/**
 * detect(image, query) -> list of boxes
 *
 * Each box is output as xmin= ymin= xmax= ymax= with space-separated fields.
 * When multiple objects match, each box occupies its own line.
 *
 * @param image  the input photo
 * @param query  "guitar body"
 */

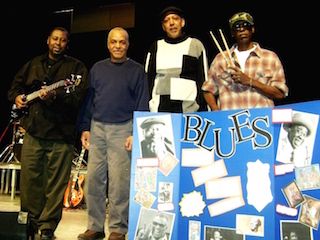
xmin=64 ymin=173 xmax=85 ymax=208
xmin=63 ymin=147 xmax=86 ymax=208
xmin=70 ymin=174 xmax=85 ymax=207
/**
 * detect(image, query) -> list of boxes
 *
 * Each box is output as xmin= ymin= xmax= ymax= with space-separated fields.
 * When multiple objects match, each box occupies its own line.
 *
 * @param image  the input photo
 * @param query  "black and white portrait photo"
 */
xmin=280 ymin=220 xmax=313 ymax=240
xmin=276 ymin=111 xmax=319 ymax=167
xmin=135 ymin=207 xmax=175 ymax=240
xmin=137 ymin=115 xmax=175 ymax=160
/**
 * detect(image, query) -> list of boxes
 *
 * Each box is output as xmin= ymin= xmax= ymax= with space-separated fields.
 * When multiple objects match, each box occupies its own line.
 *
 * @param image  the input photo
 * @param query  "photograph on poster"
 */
xmin=298 ymin=195 xmax=320 ymax=230
xmin=137 ymin=115 xmax=179 ymax=176
xmin=295 ymin=164 xmax=320 ymax=190
xmin=276 ymin=110 xmax=319 ymax=167
xmin=158 ymin=152 xmax=179 ymax=176
xmin=137 ymin=115 xmax=176 ymax=160
xmin=134 ymin=189 xmax=156 ymax=208
xmin=158 ymin=182 xmax=173 ymax=203
xmin=188 ymin=220 xmax=201 ymax=240
xmin=280 ymin=220 xmax=313 ymax=240
xmin=282 ymin=181 xmax=304 ymax=208
xmin=204 ymin=225 xmax=244 ymax=240
xmin=134 ymin=166 xmax=157 ymax=192
xmin=134 ymin=207 xmax=175 ymax=240
xmin=236 ymin=214 xmax=264 ymax=237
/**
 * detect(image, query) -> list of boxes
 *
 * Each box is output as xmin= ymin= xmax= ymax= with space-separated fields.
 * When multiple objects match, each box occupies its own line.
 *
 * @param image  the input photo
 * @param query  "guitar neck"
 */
xmin=72 ymin=147 xmax=86 ymax=181
xmin=25 ymin=80 xmax=65 ymax=103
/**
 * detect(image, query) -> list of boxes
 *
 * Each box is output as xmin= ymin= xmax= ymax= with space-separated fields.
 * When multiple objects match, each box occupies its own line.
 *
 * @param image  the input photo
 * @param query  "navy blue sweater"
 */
xmin=79 ymin=58 xmax=149 ymax=131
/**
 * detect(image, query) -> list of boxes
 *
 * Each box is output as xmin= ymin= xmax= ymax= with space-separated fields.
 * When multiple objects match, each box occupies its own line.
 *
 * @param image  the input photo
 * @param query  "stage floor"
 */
xmin=0 ymin=194 xmax=116 ymax=240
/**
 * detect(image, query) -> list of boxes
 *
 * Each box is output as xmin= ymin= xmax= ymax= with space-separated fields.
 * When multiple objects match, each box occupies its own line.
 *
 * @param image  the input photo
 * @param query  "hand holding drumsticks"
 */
xmin=209 ymin=29 xmax=235 ymax=67
xmin=228 ymin=66 xmax=252 ymax=87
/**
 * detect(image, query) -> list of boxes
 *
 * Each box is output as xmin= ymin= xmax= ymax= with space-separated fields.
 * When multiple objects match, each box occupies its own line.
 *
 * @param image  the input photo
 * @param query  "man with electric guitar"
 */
xmin=7 ymin=26 xmax=88 ymax=240
xmin=10 ymin=75 xmax=82 ymax=121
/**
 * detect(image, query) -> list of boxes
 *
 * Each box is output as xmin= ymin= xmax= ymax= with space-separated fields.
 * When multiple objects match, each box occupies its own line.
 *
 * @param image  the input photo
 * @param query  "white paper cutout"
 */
xmin=246 ymin=160 xmax=273 ymax=212
xmin=179 ymin=191 xmax=206 ymax=217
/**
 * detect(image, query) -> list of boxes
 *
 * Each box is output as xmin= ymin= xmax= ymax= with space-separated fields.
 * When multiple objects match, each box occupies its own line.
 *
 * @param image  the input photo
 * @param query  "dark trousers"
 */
xmin=20 ymin=132 xmax=73 ymax=232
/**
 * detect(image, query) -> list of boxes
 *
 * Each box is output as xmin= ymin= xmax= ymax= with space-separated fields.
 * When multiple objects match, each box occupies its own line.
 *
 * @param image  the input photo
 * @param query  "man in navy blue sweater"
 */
xmin=78 ymin=27 xmax=149 ymax=240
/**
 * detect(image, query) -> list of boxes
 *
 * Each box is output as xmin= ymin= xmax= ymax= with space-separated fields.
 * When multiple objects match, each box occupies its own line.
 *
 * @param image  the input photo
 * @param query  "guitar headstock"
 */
xmin=65 ymin=74 xmax=82 ymax=93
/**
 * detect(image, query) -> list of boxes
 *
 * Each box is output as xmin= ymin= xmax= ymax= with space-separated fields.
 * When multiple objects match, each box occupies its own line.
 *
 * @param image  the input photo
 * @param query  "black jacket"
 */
xmin=8 ymin=53 xmax=88 ymax=143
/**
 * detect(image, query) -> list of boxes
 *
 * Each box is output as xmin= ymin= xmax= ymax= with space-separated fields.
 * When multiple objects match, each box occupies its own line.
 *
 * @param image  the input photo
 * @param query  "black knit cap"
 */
xmin=160 ymin=6 xmax=184 ymax=21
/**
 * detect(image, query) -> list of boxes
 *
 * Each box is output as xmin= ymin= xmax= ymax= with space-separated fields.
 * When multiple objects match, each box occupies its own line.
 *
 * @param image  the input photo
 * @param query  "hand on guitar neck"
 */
xmin=11 ymin=75 xmax=82 ymax=121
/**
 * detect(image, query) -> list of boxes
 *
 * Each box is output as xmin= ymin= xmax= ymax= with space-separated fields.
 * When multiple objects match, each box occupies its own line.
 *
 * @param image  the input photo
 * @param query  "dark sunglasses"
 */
xmin=233 ymin=22 xmax=252 ymax=31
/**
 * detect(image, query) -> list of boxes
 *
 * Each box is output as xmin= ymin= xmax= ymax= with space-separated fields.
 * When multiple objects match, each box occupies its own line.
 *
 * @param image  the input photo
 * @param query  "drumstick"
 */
xmin=209 ymin=31 xmax=232 ymax=66
xmin=219 ymin=29 xmax=234 ymax=67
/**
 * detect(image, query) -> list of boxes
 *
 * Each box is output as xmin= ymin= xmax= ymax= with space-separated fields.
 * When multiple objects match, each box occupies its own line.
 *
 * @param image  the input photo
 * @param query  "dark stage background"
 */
xmin=1 ymin=0 xmax=318 ymax=150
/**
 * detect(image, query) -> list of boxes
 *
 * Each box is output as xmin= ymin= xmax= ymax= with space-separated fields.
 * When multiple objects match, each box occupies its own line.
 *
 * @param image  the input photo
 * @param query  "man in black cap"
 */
xmin=140 ymin=117 xmax=174 ymax=159
xmin=202 ymin=11 xmax=288 ymax=110
xmin=159 ymin=6 xmax=184 ymax=22
xmin=145 ymin=5 xmax=209 ymax=113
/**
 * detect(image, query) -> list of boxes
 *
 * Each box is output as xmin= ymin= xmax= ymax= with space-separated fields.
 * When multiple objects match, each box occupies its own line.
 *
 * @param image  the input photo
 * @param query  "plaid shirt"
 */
xmin=202 ymin=43 xmax=288 ymax=110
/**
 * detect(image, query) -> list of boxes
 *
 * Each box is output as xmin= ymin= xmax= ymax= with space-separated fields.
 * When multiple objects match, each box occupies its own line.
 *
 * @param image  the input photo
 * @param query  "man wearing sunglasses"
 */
xmin=142 ymin=212 xmax=169 ymax=240
xmin=202 ymin=12 xmax=288 ymax=110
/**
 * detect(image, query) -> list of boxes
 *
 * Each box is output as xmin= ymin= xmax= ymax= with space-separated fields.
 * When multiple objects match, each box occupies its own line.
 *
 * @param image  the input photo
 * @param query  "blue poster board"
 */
xmin=128 ymin=100 xmax=320 ymax=240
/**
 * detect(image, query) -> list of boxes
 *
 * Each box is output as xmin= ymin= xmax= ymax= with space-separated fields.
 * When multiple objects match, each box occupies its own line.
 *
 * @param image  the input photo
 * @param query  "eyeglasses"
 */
xmin=153 ymin=221 xmax=166 ymax=228
xmin=233 ymin=22 xmax=252 ymax=31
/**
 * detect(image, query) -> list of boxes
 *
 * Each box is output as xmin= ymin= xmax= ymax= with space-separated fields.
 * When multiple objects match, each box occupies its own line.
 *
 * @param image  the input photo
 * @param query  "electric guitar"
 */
xmin=11 ymin=74 xmax=82 ymax=121
xmin=63 ymin=146 xmax=86 ymax=208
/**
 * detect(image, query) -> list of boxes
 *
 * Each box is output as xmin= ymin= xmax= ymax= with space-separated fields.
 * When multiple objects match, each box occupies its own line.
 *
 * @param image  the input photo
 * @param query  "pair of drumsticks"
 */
xmin=209 ymin=29 xmax=235 ymax=67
